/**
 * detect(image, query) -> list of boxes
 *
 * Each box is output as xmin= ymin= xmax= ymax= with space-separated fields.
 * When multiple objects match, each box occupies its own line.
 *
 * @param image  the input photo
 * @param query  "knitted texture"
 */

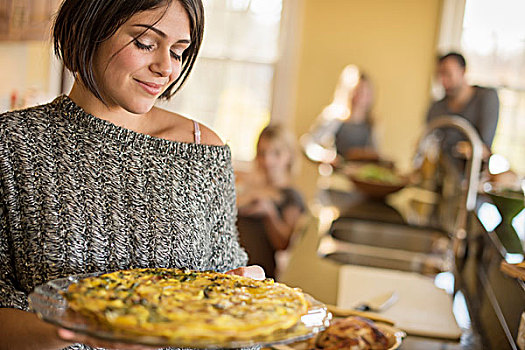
xmin=0 ymin=95 xmax=248 ymax=350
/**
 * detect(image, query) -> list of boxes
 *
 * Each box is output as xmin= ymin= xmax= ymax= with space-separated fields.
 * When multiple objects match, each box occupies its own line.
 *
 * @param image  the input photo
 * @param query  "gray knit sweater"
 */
xmin=0 ymin=95 xmax=248 ymax=349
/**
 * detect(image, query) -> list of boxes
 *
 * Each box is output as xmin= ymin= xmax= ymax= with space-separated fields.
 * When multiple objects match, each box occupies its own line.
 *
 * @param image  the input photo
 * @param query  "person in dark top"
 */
xmin=300 ymin=67 xmax=381 ymax=165
xmin=334 ymin=73 xmax=378 ymax=161
xmin=426 ymin=52 xmax=499 ymax=158
xmin=236 ymin=125 xmax=306 ymax=279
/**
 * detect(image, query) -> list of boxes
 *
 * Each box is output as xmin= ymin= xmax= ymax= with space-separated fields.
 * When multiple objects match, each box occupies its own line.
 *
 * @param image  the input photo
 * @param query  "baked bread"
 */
xmin=312 ymin=316 xmax=395 ymax=350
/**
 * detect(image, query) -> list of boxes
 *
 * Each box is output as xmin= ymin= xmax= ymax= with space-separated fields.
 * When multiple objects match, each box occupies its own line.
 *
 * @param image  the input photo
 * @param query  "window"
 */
xmin=157 ymin=0 xmax=284 ymax=161
xmin=460 ymin=0 xmax=525 ymax=175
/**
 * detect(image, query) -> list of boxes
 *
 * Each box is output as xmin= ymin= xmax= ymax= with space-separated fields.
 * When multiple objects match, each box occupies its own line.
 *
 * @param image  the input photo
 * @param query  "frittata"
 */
xmin=63 ymin=268 xmax=308 ymax=343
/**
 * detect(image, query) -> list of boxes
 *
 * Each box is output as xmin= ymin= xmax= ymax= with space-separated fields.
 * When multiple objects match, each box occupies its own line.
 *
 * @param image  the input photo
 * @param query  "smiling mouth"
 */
xmin=135 ymin=79 xmax=164 ymax=96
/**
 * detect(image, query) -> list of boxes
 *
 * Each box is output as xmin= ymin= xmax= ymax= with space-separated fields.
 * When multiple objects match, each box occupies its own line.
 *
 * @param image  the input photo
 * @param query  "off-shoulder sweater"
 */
xmin=0 ymin=95 xmax=248 ymax=349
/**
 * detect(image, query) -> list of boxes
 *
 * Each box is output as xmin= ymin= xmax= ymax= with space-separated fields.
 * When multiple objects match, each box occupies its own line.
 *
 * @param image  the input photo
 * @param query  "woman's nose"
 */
xmin=150 ymin=50 xmax=173 ymax=77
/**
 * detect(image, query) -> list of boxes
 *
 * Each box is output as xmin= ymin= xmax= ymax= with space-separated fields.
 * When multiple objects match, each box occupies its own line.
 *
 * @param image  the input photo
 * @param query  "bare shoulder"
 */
xmin=151 ymin=107 xmax=224 ymax=146
xmin=196 ymin=122 xmax=225 ymax=146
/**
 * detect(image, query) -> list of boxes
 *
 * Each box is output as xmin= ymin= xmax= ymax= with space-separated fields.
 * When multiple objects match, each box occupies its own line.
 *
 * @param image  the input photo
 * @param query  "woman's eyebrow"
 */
xmin=133 ymin=24 xmax=191 ymax=44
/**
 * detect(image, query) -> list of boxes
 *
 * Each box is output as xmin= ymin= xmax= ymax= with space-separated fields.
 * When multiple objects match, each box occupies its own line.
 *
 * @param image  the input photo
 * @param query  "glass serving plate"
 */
xmin=29 ymin=273 xmax=331 ymax=349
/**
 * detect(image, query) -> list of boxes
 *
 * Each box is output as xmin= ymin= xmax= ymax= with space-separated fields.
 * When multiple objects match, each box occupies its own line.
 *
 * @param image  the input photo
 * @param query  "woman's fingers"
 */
xmin=226 ymin=265 xmax=266 ymax=280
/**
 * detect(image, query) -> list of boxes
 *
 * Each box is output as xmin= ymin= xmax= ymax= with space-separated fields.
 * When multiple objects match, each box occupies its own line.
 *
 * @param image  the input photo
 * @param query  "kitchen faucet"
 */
xmin=420 ymin=115 xmax=484 ymax=212
xmin=417 ymin=115 xmax=484 ymax=267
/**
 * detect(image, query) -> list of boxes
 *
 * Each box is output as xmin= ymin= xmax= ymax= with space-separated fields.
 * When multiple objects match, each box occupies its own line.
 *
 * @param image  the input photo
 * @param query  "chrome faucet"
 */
xmin=420 ymin=115 xmax=484 ymax=212
xmin=417 ymin=115 xmax=484 ymax=268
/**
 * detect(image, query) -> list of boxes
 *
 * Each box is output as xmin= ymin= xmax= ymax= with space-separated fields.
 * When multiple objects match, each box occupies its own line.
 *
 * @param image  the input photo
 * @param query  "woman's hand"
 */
xmin=225 ymin=265 xmax=266 ymax=280
xmin=57 ymin=328 xmax=160 ymax=350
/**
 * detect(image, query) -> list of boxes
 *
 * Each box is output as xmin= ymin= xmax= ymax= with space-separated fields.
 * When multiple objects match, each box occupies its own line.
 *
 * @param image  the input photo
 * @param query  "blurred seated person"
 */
xmin=334 ymin=73 xmax=379 ymax=162
xmin=426 ymin=52 xmax=499 ymax=161
xmin=236 ymin=125 xmax=306 ymax=279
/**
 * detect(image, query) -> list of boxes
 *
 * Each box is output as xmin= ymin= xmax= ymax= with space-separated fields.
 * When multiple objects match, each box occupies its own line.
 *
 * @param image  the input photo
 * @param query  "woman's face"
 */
xmin=351 ymin=80 xmax=373 ymax=112
xmin=93 ymin=1 xmax=191 ymax=114
xmin=256 ymin=137 xmax=292 ymax=178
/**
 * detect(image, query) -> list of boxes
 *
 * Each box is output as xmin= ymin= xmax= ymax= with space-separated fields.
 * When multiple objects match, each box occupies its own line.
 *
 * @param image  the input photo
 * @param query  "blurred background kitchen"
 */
xmin=2 ymin=0 xmax=525 ymax=349
xmin=2 ymin=0 xmax=525 ymax=183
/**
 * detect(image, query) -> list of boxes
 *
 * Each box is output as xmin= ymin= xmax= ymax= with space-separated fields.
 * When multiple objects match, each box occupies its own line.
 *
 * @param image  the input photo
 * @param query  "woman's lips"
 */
xmin=135 ymin=79 xmax=164 ymax=96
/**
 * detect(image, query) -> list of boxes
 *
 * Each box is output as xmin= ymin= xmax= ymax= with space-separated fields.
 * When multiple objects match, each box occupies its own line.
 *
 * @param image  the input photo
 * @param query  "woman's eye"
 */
xmin=134 ymin=37 xmax=183 ymax=62
xmin=170 ymin=50 xmax=182 ymax=61
xmin=133 ymin=39 xmax=154 ymax=51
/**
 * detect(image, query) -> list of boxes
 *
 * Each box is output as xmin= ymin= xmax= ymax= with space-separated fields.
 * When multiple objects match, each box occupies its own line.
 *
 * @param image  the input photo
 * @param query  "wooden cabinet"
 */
xmin=0 ymin=0 xmax=60 ymax=41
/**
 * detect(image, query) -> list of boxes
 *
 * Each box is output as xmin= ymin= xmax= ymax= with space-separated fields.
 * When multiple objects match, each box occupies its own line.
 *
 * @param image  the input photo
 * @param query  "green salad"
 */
xmin=354 ymin=164 xmax=403 ymax=185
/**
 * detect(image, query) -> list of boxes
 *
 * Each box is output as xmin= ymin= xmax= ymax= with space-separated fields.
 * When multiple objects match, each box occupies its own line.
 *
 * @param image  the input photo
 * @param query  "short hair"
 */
xmin=439 ymin=52 xmax=467 ymax=69
xmin=257 ymin=124 xmax=300 ymax=176
xmin=53 ymin=0 xmax=204 ymax=103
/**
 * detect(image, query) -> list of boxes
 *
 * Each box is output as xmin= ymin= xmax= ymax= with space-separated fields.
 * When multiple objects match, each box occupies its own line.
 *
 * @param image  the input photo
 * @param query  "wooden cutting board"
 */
xmin=338 ymin=265 xmax=462 ymax=340
xmin=500 ymin=260 xmax=525 ymax=281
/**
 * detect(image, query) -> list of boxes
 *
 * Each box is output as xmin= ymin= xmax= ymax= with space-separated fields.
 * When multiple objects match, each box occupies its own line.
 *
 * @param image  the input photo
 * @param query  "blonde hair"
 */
xmin=257 ymin=124 xmax=300 ymax=176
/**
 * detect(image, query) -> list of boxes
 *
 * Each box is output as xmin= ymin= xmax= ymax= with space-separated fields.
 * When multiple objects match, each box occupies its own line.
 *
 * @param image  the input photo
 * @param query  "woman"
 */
xmin=0 ymin=1 xmax=262 ymax=349
xmin=301 ymin=67 xmax=378 ymax=165
xmin=334 ymin=73 xmax=378 ymax=161
xmin=236 ymin=125 xmax=305 ymax=279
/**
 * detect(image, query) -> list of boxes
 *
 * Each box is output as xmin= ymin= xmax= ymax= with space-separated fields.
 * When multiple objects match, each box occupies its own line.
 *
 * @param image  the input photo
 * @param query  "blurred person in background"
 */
xmin=334 ymin=73 xmax=378 ymax=162
xmin=426 ymin=52 xmax=499 ymax=160
xmin=301 ymin=67 xmax=380 ymax=167
xmin=236 ymin=125 xmax=306 ymax=279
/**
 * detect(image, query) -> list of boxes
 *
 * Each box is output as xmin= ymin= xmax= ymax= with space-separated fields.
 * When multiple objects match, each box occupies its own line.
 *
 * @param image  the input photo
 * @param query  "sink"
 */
xmin=318 ymin=218 xmax=452 ymax=275
xmin=330 ymin=218 xmax=450 ymax=254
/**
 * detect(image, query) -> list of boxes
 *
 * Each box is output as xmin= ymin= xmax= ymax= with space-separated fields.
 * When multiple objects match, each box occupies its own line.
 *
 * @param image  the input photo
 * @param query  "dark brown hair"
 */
xmin=53 ymin=0 xmax=204 ymax=102
xmin=439 ymin=52 xmax=467 ymax=69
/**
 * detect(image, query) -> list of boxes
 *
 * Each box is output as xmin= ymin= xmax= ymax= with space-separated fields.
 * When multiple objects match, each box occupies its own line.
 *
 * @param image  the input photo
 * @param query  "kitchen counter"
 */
xmin=279 ymin=176 xmax=524 ymax=349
